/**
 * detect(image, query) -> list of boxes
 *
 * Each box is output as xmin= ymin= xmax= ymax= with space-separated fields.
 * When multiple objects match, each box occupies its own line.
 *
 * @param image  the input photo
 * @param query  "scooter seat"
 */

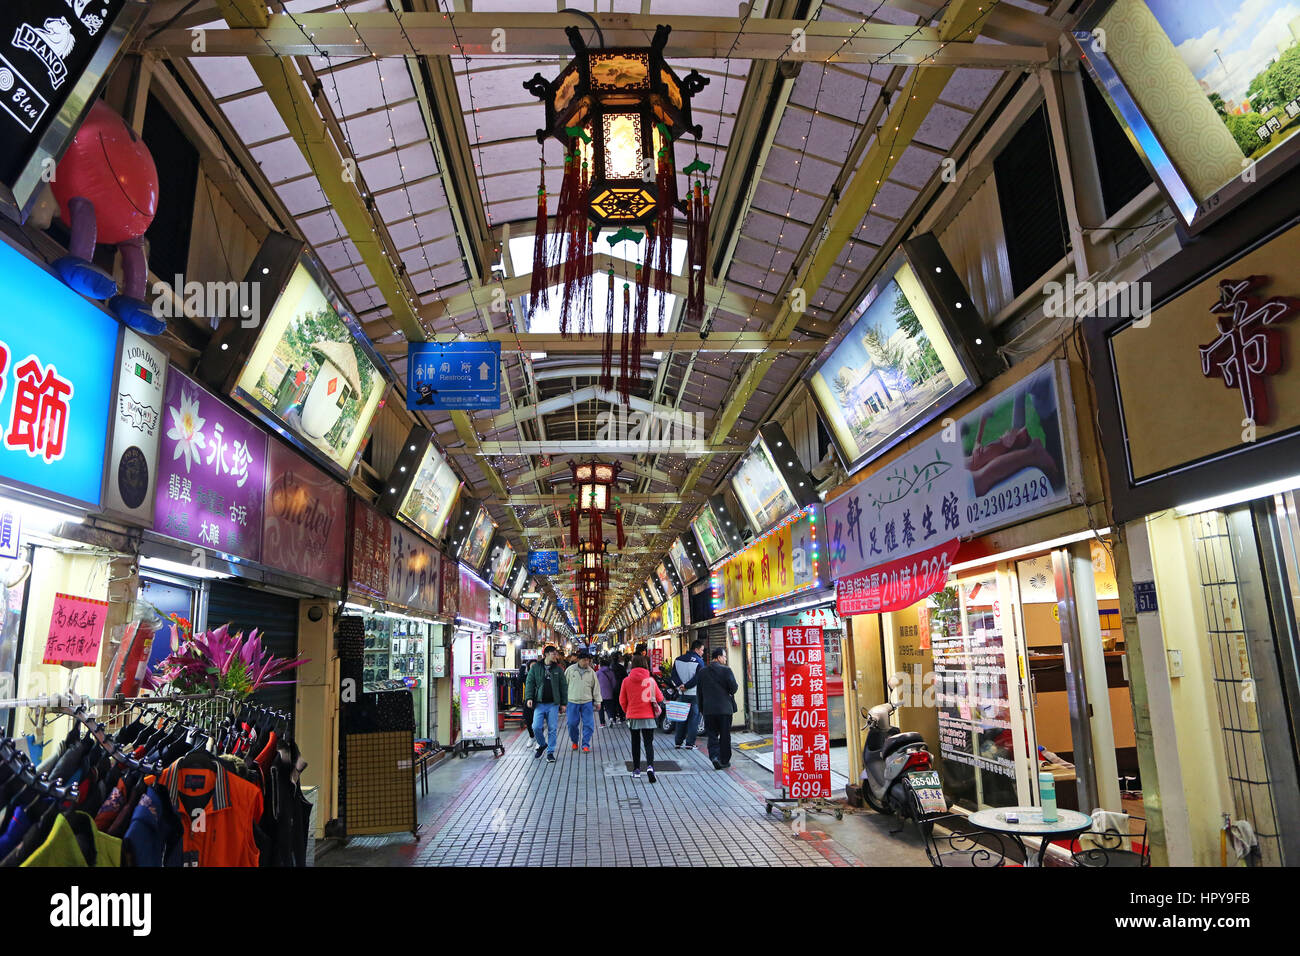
xmin=881 ymin=732 xmax=925 ymax=760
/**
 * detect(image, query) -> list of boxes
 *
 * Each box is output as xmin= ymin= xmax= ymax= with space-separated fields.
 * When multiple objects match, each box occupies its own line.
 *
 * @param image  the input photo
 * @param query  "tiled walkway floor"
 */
xmin=409 ymin=722 xmax=859 ymax=867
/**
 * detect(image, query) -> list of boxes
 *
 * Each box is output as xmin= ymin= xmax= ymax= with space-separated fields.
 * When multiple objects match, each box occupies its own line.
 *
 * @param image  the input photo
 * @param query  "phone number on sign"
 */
xmin=966 ymin=476 xmax=1052 ymax=525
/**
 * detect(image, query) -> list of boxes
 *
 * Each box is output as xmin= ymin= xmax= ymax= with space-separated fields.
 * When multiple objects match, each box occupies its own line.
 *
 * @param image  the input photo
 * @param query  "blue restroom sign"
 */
xmin=406 ymin=342 xmax=501 ymax=410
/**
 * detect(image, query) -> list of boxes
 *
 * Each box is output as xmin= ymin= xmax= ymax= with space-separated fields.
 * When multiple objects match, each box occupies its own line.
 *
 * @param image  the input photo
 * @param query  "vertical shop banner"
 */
xmin=715 ymin=507 xmax=819 ymax=614
xmin=650 ymin=647 xmax=664 ymax=671
xmin=459 ymin=673 xmax=498 ymax=740
xmin=458 ymin=564 xmax=490 ymax=627
xmin=388 ymin=519 xmax=440 ymax=614
xmin=826 ymin=362 xmax=1076 ymax=582
xmin=471 ymin=631 xmax=488 ymax=674
xmin=103 ymin=329 xmax=167 ymax=523
xmin=0 ymin=239 xmax=117 ymax=506
xmin=439 ymin=553 xmax=460 ymax=619
xmin=263 ymin=440 xmax=345 ymax=586
xmin=349 ymin=497 xmax=389 ymax=599
xmin=774 ymin=626 xmax=831 ymax=798
xmin=155 ymin=368 xmax=266 ymax=560
xmin=836 ymin=537 xmax=961 ymax=616
xmin=43 ymin=593 xmax=109 ymax=666
xmin=771 ymin=625 xmax=786 ymax=789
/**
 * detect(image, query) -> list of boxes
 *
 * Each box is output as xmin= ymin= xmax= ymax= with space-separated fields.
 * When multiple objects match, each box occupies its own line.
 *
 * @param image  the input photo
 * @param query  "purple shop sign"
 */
xmin=154 ymin=368 xmax=267 ymax=561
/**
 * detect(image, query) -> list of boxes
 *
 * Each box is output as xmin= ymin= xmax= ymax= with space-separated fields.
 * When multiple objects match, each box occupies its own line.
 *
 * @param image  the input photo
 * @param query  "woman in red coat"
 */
xmin=619 ymin=655 xmax=665 ymax=782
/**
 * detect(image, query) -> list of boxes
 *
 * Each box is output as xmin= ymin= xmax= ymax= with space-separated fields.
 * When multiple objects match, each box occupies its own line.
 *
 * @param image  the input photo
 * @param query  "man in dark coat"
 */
xmin=682 ymin=647 xmax=739 ymax=769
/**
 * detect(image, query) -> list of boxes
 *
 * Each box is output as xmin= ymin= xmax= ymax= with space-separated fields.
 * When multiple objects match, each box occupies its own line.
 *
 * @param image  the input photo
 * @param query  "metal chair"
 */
xmin=917 ymin=813 xmax=1015 ymax=867
xmin=1071 ymin=816 xmax=1150 ymax=867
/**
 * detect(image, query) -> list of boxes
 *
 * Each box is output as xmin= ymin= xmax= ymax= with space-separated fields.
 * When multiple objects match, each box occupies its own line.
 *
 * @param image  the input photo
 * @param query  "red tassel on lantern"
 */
xmin=600 ymin=268 xmax=615 ymax=393
xmin=528 ymin=168 xmax=550 ymax=316
xmin=686 ymin=177 xmax=709 ymax=328
xmin=591 ymin=510 xmax=602 ymax=545
xmin=569 ymin=506 xmax=580 ymax=548
xmin=615 ymin=509 xmax=626 ymax=550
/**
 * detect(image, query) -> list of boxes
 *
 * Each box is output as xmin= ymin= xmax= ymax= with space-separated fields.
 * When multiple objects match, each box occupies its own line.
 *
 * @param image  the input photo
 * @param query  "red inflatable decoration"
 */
xmin=50 ymin=100 xmax=164 ymax=334
xmin=52 ymin=100 xmax=158 ymax=244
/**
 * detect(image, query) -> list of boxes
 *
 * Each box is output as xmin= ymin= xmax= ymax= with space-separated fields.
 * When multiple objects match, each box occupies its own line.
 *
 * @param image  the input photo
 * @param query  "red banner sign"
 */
xmin=44 ymin=593 xmax=109 ymax=666
xmin=835 ymin=537 xmax=961 ymax=616
xmin=773 ymin=625 xmax=831 ymax=799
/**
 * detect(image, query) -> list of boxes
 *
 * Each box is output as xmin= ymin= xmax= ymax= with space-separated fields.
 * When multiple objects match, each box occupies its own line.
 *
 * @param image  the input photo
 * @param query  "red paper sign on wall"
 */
xmin=835 ymin=538 xmax=961 ymax=616
xmin=44 ymin=593 xmax=110 ymax=665
xmin=773 ymin=625 xmax=831 ymax=799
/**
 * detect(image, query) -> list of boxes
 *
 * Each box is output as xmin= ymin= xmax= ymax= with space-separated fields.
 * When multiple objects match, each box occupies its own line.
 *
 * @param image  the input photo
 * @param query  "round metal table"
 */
xmin=967 ymin=807 xmax=1093 ymax=866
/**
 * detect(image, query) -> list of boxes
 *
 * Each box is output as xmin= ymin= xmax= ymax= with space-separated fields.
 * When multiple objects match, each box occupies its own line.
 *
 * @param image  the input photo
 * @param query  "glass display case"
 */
xmin=361 ymin=610 xmax=433 ymax=737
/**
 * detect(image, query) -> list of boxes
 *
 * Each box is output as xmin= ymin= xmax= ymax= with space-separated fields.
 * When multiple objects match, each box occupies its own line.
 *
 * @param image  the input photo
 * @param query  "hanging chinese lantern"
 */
xmin=524 ymin=24 xmax=711 ymax=401
xmin=567 ymin=460 xmax=624 ymax=549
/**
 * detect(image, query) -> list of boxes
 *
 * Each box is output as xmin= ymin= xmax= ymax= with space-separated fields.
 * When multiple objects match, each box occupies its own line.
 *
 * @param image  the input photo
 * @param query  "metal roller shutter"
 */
xmin=205 ymin=580 xmax=300 ymax=717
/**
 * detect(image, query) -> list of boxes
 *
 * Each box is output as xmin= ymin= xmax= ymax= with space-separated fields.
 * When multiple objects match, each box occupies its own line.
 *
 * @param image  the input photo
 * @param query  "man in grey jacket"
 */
xmin=671 ymin=640 xmax=707 ymax=749
xmin=564 ymin=651 xmax=602 ymax=752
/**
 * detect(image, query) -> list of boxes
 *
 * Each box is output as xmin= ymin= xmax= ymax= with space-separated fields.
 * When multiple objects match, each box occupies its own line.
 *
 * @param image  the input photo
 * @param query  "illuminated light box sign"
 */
xmin=690 ymin=502 xmax=732 ymax=568
xmin=730 ymin=434 xmax=800 ymax=535
xmin=458 ymin=505 xmax=496 ymax=572
xmin=1073 ymin=0 xmax=1300 ymax=233
xmin=229 ymin=252 xmax=388 ymax=480
xmin=668 ymin=535 xmax=699 ymax=585
xmin=655 ymin=561 xmax=675 ymax=597
xmin=0 ymin=2 xmax=145 ymax=224
xmin=396 ymin=438 xmax=461 ymax=543
xmin=808 ymin=250 xmax=981 ymax=477
xmin=825 ymin=361 xmax=1077 ymax=582
xmin=489 ymin=540 xmax=515 ymax=591
xmin=154 ymin=368 xmax=267 ymax=561
xmin=712 ymin=505 xmax=820 ymax=615
xmin=263 ymin=439 xmax=345 ymax=587
xmin=103 ymin=329 xmax=168 ymax=524
xmin=0 ymin=237 xmax=116 ymax=507
xmin=388 ymin=518 xmax=440 ymax=615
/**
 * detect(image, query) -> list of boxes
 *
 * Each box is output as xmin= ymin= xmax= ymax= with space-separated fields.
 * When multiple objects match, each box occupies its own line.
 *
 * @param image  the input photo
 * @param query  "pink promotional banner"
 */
xmin=263 ymin=439 xmax=346 ymax=587
xmin=774 ymin=625 xmax=831 ymax=799
xmin=155 ymin=368 xmax=266 ymax=560
xmin=44 ymin=593 xmax=109 ymax=665
xmin=836 ymin=537 xmax=961 ymax=617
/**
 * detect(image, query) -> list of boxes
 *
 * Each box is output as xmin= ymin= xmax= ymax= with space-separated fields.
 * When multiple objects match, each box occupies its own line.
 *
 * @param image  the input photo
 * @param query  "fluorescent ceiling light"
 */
xmin=140 ymin=555 xmax=233 ymax=580
xmin=530 ymin=352 xmax=547 ymax=359
xmin=1174 ymin=474 xmax=1300 ymax=517
xmin=947 ymin=528 xmax=1112 ymax=574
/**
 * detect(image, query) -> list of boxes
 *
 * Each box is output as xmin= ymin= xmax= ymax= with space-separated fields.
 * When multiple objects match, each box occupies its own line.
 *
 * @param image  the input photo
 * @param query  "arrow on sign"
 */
xmin=479 ymin=361 xmax=491 ymax=381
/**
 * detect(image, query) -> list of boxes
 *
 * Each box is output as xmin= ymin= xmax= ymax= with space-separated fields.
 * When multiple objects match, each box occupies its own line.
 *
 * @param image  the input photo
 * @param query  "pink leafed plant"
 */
xmin=144 ymin=622 xmax=309 ymax=698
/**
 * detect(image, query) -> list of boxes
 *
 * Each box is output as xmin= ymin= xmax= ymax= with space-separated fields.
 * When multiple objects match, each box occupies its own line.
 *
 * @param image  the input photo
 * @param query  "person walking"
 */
xmin=565 ymin=651 xmax=601 ymax=752
xmin=671 ymin=640 xmax=707 ymax=750
xmin=681 ymin=647 xmax=739 ymax=769
xmin=524 ymin=645 xmax=567 ymax=762
xmin=519 ymin=659 xmax=535 ymax=739
xmin=596 ymin=657 xmax=619 ymax=727
xmin=609 ymin=654 xmax=628 ymax=724
xmin=619 ymin=655 xmax=664 ymax=783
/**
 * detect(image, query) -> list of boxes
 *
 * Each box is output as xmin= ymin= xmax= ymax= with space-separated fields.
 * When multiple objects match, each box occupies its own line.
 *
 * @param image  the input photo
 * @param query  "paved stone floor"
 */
xmin=318 ymin=720 xmax=930 ymax=867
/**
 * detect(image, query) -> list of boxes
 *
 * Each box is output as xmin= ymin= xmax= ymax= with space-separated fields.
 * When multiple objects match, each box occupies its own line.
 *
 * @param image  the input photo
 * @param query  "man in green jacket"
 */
xmin=525 ymin=645 xmax=567 ymax=762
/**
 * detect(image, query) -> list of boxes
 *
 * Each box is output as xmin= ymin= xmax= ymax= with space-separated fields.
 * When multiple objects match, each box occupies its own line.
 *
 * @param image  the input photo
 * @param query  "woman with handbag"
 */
xmin=618 ymin=655 xmax=665 ymax=783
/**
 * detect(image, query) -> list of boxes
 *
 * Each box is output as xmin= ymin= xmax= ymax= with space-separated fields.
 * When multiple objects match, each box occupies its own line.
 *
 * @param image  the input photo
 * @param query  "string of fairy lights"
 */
xmin=233 ymin=1 xmax=1006 ymax=633
xmin=613 ymin=0 xmax=1003 ymax=627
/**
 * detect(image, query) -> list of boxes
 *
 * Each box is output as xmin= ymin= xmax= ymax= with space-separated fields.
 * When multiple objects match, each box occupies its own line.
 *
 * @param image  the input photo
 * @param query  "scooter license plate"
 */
xmin=906 ymin=769 xmax=947 ymax=815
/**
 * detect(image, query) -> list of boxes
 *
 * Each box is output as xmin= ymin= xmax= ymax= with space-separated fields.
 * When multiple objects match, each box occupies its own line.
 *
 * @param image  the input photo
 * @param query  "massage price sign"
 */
xmin=43 ymin=592 xmax=109 ymax=665
xmin=772 ymin=626 xmax=831 ymax=799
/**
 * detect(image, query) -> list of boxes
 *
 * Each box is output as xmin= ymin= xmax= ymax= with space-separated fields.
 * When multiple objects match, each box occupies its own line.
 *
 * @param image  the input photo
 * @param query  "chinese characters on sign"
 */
xmin=155 ymin=369 xmax=266 ymax=560
xmin=836 ymin=538 xmax=961 ymax=616
xmin=1198 ymin=276 xmax=1300 ymax=425
xmin=104 ymin=330 xmax=168 ymax=522
xmin=458 ymin=673 xmax=497 ymax=740
xmin=406 ymin=342 xmax=501 ymax=410
xmin=714 ymin=507 xmax=819 ymax=614
xmin=43 ymin=593 xmax=109 ymax=666
xmin=349 ymin=498 xmax=390 ymax=599
xmin=772 ymin=626 xmax=831 ymax=799
xmin=826 ymin=362 xmax=1072 ymax=583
